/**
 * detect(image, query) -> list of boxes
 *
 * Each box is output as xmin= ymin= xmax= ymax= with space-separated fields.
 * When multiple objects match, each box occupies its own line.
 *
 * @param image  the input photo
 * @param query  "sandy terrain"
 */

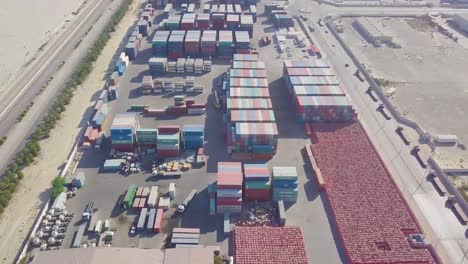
xmin=0 ymin=2 xmax=139 ymax=263
xmin=0 ymin=0 xmax=85 ymax=95
xmin=338 ymin=16 xmax=468 ymax=167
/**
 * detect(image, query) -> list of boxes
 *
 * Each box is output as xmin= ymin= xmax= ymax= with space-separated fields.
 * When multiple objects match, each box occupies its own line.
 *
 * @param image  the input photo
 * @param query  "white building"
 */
xmin=453 ymin=14 xmax=468 ymax=32
xmin=354 ymin=17 xmax=393 ymax=46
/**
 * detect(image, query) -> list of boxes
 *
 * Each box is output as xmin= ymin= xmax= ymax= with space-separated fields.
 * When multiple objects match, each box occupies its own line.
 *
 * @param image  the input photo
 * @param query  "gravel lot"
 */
xmin=338 ymin=16 xmax=468 ymax=167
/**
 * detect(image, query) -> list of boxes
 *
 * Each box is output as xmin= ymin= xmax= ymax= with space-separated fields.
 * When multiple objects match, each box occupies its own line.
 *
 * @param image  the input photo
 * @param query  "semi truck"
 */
xmin=177 ymin=189 xmax=198 ymax=214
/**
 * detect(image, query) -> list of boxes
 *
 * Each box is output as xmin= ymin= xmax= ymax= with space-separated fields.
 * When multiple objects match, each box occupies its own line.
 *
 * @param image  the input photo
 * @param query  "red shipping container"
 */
xmin=84 ymin=126 xmax=93 ymax=141
xmin=137 ymin=187 xmax=144 ymax=197
xmin=153 ymin=209 xmax=164 ymax=233
xmin=88 ymin=129 xmax=99 ymax=144
xmin=112 ymin=144 xmax=134 ymax=152
xmin=158 ymin=125 xmax=180 ymax=134
xmin=133 ymin=198 xmax=140 ymax=208
xmin=157 ymin=149 xmax=180 ymax=158
xmin=186 ymin=99 xmax=195 ymax=106
xmin=217 ymin=197 xmax=242 ymax=205
xmin=139 ymin=197 xmax=147 ymax=208
xmin=188 ymin=103 xmax=205 ymax=109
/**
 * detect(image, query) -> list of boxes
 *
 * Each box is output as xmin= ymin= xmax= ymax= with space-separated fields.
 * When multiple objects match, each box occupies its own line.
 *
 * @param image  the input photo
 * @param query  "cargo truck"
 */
xmin=82 ymin=201 xmax=94 ymax=220
xmin=176 ymin=189 xmax=198 ymax=214
xmin=87 ymin=211 xmax=100 ymax=233
xmin=72 ymin=224 xmax=86 ymax=248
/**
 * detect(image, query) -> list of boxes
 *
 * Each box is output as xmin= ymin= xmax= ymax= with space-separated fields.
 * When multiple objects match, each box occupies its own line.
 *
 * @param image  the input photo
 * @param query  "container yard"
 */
xmin=23 ymin=2 xmax=446 ymax=264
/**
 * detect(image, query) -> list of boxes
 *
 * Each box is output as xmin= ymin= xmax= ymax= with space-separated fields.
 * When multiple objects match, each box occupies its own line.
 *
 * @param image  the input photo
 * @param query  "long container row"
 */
xmin=151 ymin=30 xmax=251 ymax=58
xmin=224 ymin=57 xmax=278 ymax=158
xmin=244 ymin=164 xmax=270 ymax=201
xmin=217 ymin=162 xmax=243 ymax=214
xmin=161 ymin=13 xmax=255 ymax=35
xmin=283 ymin=59 xmax=357 ymax=122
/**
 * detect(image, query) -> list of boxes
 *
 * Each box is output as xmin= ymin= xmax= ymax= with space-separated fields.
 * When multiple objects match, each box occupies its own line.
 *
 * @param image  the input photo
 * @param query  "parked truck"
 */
xmin=177 ymin=189 xmax=198 ymax=214
xmin=82 ymin=201 xmax=94 ymax=220
xmin=87 ymin=211 xmax=100 ymax=233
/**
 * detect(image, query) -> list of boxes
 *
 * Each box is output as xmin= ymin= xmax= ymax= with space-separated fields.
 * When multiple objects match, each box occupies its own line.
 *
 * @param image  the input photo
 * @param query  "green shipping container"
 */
xmin=123 ymin=184 xmax=137 ymax=208
xmin=245 ymin=181 xmax=271 ymax=190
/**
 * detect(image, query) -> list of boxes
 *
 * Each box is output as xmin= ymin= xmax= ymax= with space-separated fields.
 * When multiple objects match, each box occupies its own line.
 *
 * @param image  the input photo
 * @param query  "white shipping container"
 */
xmin=169 ymin=183 xmax=176 ymax=199
xmin=159 ymin=197 xmax=171 ymax=210
xmin=217 ymin=189 xmax=242 ymax=198
xmin=435 ymin=134 xmax=457 ymax=144
xmin=188 ymin=108 xmax=206 ymax=115
xmin=147 ymin=186 xmax=159 ymax=208
xmin=94 ymin=220 xmax=103 ymax=234
xmin=147 ymin=209 xmax=156 ymax=230
xmin=137 ymin=208 xmax=148 ymax=230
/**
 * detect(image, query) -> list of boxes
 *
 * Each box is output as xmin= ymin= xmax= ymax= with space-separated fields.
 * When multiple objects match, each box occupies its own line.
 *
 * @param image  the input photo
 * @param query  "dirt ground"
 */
xmin=0 ymin=3 xmax=139 ymax=263
xmin=337 ymin=16 xmax=468 ymax=168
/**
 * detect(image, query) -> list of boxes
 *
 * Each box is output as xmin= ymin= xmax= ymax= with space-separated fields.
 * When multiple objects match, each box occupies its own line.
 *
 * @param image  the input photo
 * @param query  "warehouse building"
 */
xmin=453 ymin=14 xmax=468 ymax=33
xmin=353 ymin=17 xmax=393 ymax=46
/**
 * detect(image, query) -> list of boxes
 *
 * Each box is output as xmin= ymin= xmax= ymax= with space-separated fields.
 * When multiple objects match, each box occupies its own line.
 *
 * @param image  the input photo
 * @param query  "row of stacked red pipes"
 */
xmin=309 ymin=121 xmax=440 ymax=264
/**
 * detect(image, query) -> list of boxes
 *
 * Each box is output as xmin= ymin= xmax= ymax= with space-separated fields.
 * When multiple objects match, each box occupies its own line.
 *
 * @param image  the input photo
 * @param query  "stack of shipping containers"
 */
xmin=157 ymin=126 xmax=181 ymax=157
xmin=196 ymin=13 xmax=210 ymax=29
xmin=168 ymin=30 xmax=186 ymax=59
xmin=272 ymin=167 xmax=298 ymax=202
xmin=239 ymin=15 xmax=254 ymax=37
xmin=234 ymin=31 xmax=250 ymax=54
xmin=212 ymin=13 xmax=225 ymax=30
xmin=283 ymin=59 xmax=357 ymax=122
xmin=184 ymin=30 xmax=201 ymax=56
xmin=148 ymin=57 xmax=167 ymax=76
xmin=201 ymin=30 xmax=217 ymax=56
xmin=110 ymin=113 xmax=139 ymax=152
xmin=152 ymin=31 xmax=170 ymax=57
xmin=136 ymin=128 xmax=158 ymax=149
xmin=166 ymin=15 xmax=181 ymax=30
xmin=181 ymin=13 xmax=196 ymax=30
xmin=244 ymin=164 xmax=271 ymax=201
xmin=217 ymin=162 xmax=243 ymax=214
xmin=225 ymin=56 xmax=278 ymax=159
xmin=181 ymin=125 xmax=204 ymax=149
xmin=218 ymin=31 xmax=234 ymax=58
xmin=226 ymin=14 xmax=240 ymax=30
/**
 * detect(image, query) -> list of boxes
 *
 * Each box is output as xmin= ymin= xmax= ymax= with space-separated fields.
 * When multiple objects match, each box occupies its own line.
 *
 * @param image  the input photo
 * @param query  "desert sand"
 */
xmin=0 ymin=0 xmax=85 ymax=96
xmin=0 ymin=2 xmax=139 ymax=263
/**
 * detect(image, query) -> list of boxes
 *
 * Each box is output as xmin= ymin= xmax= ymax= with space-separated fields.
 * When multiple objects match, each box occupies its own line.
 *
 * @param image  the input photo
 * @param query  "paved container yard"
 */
xmin=59 ymin=4 xmax=346 ymax=264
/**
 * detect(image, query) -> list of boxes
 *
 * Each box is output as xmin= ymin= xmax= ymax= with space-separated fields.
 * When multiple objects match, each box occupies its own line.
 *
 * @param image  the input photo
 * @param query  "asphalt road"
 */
xmin=0 ymin=0 xmax=124 ymax=174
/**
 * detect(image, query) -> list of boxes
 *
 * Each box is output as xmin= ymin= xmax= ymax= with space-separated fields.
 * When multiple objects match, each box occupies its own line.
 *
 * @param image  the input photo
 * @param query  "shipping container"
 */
xmin=232 ymin=61 xmax=265 ymax=69
xmin=283 ymin=59 xmax=330 ymax=69
xmin=229 ymin=69 xmax=266 ymax=78
xmin=230 ymin=110 xmax=275 ymax=122
xmin=292 ymin=85 xmax=346 ymax=97
xmin=229 ymin=88 xmax=270 ymax=98
xmin=147 ymin=186 xmax=159 ymax=208
xmin=233 ymin=54 xmax=258 ymax=61
xmin=147 ymin=208 xmax=156 ymax=230
xmin=137 ymin=208 xmax=148 ymax=230
xmin=226 ymin=98 xmax=272 ymax=110
xmin=123 ymin=184 xmax=137 ymax=208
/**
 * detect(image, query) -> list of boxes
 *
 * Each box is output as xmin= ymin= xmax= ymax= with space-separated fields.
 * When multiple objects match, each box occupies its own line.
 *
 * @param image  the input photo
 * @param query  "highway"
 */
xmin=290 ymin=1 xmax=468 ymax=262
xmin=0 ymin=0 xmax=122 ymax=174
